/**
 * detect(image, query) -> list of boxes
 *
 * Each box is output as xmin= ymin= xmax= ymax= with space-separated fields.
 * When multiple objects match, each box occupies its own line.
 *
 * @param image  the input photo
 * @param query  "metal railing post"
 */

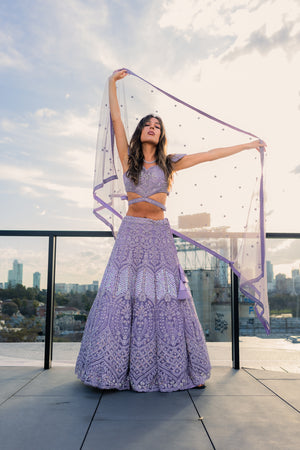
xmin=44 ymin=234 xmax=56 ymax=369
xmin=231 ymin=270 xmax=240 ymax=369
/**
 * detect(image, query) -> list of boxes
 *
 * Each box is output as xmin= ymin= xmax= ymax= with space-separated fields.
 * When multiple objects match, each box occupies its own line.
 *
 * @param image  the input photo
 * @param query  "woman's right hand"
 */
xmin=110 ymin=69 xmax=128 ymax=82
xmin=108 ymin=69 xmax=129 ymax=171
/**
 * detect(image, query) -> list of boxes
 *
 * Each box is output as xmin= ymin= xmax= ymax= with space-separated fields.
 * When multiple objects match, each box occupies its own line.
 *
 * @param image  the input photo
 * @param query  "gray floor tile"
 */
xmin=261 ymin=379 xmax=300 ymax=411
xmin=96 ymin=389 xmax=198 ymax=420
xmin=245 ymin=368 xmax=300 ymax=380
xmin=190 ymin=367 xmax=271 ymax=396
xmin=0 ymin=394 xmax=99 ymax=450
xmin=83 ymin=420 xmax=212 ymax=450
xmin=0 ymin=367 xmax=42 ymax=379
xmin=14 ymin=366 xmax=97 ymax=398
xmin=0 ymin=367 xmax=43 ymax=404
xmin=193 ymin=395 xmax=300 ymax=450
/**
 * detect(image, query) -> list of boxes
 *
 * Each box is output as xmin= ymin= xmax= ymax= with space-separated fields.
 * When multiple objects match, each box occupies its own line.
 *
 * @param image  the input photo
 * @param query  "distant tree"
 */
xmin=83 ymin=296 xmax=93 ymax=313
xmin=269 ymin=293 xmax=299 ymax=317
xmin=0 ymin=285 xmax=43 ymax=302
xmin=14 ymin=284 xmax=27 ymax=298
xmin=26 ymin=287 xmax=38 ymax=300
xmin=55 ymin=293 xmax=69 ymax=306
xmin=12 ymin=297 xmax=22 ymax=308
xmin=0 ymin=317 xmax=42 ymax=342
xmin=37 ymin=290 xmax=47 ymax=303
xmin=2 ymin=301 xmax=18 ymax=316
xmin=19 ymin=300 xmax=38 ymax=317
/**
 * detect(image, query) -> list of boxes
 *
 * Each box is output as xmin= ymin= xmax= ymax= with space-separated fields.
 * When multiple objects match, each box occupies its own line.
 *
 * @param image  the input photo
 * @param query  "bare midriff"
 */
xmin=126 ymin=192 xmax=167 ymax=220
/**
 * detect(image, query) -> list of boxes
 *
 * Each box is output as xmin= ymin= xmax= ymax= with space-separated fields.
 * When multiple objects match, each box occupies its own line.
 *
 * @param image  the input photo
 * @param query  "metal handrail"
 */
xmin=1 ymin=230 xmax=300 ymax=238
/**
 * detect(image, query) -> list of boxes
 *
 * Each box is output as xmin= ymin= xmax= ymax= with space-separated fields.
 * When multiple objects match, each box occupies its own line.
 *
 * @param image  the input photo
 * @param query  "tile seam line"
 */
xmin=80 ymin=391 xmax=103 ymax=450
xmin=243 ymin=368 xmax=300 ymax=414
xmin=189 ymin=394 xmax=273 ymax=397
xmin=0 ymin=369 xmax=44 ymax=407
xmin=236 ymin=378 xmax=300 ymax=381
xmin=187 ymin=389 xmax=216 ymax=450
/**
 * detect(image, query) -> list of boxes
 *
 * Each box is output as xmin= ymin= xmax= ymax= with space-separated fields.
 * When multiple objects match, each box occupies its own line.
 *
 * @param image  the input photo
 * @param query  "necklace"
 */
xmin=144 ymin=159 xmax=156 ymax=164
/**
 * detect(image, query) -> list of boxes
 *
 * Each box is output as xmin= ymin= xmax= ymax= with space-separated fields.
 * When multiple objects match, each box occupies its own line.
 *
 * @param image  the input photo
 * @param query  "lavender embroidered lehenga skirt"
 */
xmin=75 ymin=216 xmax=211 ymax=392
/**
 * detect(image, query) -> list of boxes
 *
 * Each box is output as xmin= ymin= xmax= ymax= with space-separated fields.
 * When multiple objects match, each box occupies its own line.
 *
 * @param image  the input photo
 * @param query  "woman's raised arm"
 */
xmin=173 ymin=140 xmax=266 ymax=171
xmin=109 ymin=69 xmax=129 ymax=172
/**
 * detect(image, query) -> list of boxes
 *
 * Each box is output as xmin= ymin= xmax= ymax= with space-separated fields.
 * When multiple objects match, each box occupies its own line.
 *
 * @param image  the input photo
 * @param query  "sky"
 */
xmin=1 ymin=0 xmax=300 ymax=287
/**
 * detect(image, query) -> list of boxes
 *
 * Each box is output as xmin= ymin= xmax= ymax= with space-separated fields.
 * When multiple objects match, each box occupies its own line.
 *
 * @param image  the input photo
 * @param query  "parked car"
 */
xmin=286 ymin=336 xmax=300 ymax=343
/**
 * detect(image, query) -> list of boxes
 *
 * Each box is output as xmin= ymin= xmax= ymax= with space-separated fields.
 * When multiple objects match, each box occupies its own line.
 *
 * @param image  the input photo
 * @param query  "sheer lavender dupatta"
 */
xmin=93 ymin=69 xmax=270 ymax=334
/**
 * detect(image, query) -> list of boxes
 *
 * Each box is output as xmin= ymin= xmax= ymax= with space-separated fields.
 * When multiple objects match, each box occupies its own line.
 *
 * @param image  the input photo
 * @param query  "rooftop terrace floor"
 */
xmin=1 ymin=339 xmax=300 ymax=450
xmin=0 ymin=365 xmax=300 ymax=449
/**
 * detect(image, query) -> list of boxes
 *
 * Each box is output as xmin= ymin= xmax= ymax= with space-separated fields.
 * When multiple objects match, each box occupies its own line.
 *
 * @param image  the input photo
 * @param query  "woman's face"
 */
xmin=140 ymin=117 xmax=161 ymax=145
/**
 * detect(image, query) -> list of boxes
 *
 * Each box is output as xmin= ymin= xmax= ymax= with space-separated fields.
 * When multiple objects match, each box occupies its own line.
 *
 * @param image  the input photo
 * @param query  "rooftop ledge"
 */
xmin=1 ymin=338 xmax=300 ymax=372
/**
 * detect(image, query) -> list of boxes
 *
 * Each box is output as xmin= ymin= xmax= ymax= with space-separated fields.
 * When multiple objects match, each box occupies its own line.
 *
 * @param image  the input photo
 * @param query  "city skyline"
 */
xmin=1 ymin=256 xmax=299 ymax=291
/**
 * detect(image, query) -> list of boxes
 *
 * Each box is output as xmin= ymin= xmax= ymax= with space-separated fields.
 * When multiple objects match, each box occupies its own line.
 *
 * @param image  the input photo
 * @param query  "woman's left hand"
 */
xmin=247 ymin=139 xmax=267 ymax=152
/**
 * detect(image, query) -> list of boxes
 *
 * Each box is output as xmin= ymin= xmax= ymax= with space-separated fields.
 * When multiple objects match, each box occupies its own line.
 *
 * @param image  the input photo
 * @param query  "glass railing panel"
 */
xmin=0 ymin=237 xmax=48 ymax=366
xmin=240 ymin=238 xmax=300 ymax=371
xmin=175 ymin=238 xmax=232 ymax=366
xmin=52 ymin=236 xmax=115 ymax=365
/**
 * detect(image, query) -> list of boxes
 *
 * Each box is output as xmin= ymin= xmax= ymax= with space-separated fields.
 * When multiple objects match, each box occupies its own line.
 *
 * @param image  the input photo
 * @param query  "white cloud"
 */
xmin=159 ymin=0 xmax=300 ymax=58
xmin=160 ymin=0 xmax=299 ymax=34
xmin=1 ymin=104 xmax=97 ymax=181
xmin=0 ymin=137 xmax=13 ymax=144
xmin=268 ymin=240 xmax=300 ymax=269
xmin=52 ymin=108 xmax=97 ymax=139
xmin=39 ymin=180 xmax=90 ymax=209
xmin=63 ymin=148 xmax=95 ymax=178
xmin=0 ymin=30 xmax=31 ymax=71
xmin=1 ymin=119 xmax=29 ymax=132
xmin=55 ymin=236 xmax=114 ymax=284
xmin=0 ymin=165 xmax=44 ymax=183
xmin=21 ymin=186 xmax=43 ymax=198
xmin=34 ymin=108 xmax=57 ymax=119
xmin=22 ymin=105 xmax=98 ymax=141
xmin=0 ymin=163 xmax=90 ymax=208
xmin=28 ymin=0 xmax=118 ymax=70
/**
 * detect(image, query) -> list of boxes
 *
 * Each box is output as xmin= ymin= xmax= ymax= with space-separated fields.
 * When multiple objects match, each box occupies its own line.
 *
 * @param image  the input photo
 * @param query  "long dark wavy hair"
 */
xmin=127 ymin=114 xmax=175 ymax=189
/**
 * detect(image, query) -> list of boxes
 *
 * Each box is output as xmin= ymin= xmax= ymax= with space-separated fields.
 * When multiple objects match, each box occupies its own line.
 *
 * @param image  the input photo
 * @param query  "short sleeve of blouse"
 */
xmin=169 ymin=154 xmax=186 ymax=162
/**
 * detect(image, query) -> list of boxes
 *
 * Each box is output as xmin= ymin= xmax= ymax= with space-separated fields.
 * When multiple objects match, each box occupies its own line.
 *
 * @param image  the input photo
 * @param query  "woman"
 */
xmin=75 ymin=69 xmax=265 ymax=392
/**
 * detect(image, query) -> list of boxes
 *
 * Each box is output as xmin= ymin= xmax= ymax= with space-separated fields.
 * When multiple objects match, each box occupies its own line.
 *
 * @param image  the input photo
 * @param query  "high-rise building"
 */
xmin=275 ymin=273 xmax=294 ymax=294
xmin=266 ymin=261 xmax=275 ymax=291
xmin=292 ymin=269 xmax=300 ymax=279
xmin=7 ymin=259 xmax=23 ymax=286
xmin=266 ymin=261 xmax=274 ymax=283
xmin=67 ymin=283 xmax=79 ymax=293
xmin=93 ymin=280 xmax=99 ymax=292
xmin=294 ymin=276 xmax=300 ymax=294
xmin=33 ymin=272 xmax=41 ymax=290
xmin=185 ymin=268 xmax=215 ymax=334
xmin=55 ymin=283 xmax=67 ymax=293
xmin=215 ymin=251 xmax=228 ymax=287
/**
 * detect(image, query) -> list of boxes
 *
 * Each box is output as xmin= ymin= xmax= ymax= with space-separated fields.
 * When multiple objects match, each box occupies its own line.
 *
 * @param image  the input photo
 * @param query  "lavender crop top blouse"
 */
xmin=123 ymin=154 xmax=186 ymax=211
